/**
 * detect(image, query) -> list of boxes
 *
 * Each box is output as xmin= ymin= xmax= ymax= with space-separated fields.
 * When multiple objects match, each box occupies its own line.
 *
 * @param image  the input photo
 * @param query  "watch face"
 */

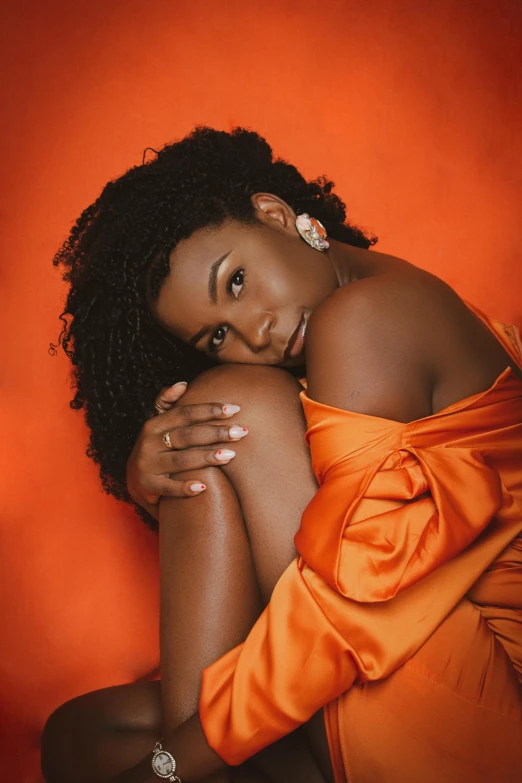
xmin=153 ymin=751 xmax=174 ymax=776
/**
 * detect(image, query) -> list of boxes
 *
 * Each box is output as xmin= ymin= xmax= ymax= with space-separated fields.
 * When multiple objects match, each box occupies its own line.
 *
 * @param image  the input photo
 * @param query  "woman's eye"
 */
xmin=211 ymin=325 xmax=229 ymax=349
xmin=230 ymin=269 xmax=245 ymax=299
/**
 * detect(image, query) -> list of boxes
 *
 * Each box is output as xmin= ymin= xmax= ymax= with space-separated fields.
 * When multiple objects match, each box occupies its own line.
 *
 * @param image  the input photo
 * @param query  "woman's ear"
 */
xmin=251 ymin=193 xmax=296 ymax=232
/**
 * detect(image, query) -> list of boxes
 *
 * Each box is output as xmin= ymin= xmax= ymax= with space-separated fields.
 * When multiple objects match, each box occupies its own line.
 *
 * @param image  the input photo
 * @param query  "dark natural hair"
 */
xmin=53 ymin=126 xmax=376 ymax=527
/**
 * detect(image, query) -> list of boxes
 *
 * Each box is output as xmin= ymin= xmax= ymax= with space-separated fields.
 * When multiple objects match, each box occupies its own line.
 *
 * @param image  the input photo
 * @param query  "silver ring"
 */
xmin=163 ymin=431 xmax=174 ymax=449
xmin=155 ymin=402 xmax=166 ymax=415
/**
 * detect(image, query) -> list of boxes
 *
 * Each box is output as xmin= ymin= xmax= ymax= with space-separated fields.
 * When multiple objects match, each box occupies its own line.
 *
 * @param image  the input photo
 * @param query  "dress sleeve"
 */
xmin=199 ymin=558 xmax=360 ymax=765
xmin=199 ymin=393 xmax=512 ymax=766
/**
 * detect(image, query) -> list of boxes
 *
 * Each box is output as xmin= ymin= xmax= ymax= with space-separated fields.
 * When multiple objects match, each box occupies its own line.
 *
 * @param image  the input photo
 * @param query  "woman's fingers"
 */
xmin=146 ymin=401 xmax=243 ymax=435
xmin=158 ymin=445 xmax=239 ymax=473
xmin=158 ymin=422 xmax=248 ymax=451
xmin=154 ymin=381 xmax=188 ymax=414
xmin=155 ymin=477 xmax=208 ymax=497
xmin=130 ymin=393 xmax=247 ymax=506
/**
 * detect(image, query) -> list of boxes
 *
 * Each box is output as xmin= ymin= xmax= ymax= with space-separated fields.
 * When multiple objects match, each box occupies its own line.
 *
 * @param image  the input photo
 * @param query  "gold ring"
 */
xmin=155 ymin=402 xmax=165 ymax=415
xmin=163 ymin=431 xmax=174 ymax=449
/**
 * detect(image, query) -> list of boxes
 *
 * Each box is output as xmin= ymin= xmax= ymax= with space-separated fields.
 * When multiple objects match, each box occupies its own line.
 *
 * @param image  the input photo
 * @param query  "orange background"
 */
xmin=1 ymin=1 xmax=521 ymax=780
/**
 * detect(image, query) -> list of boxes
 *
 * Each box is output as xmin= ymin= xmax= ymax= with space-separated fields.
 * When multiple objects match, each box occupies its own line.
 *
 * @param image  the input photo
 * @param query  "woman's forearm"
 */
xmin=41 ymin=685 xmax=254 ymax=783
xmin=110 ymin=713 xmax=223 ymax=783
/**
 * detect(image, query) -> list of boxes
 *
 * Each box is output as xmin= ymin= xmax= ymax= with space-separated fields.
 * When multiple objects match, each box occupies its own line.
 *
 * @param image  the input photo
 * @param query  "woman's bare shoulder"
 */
xmin=304 ymin=269 xmax=459 ymax=421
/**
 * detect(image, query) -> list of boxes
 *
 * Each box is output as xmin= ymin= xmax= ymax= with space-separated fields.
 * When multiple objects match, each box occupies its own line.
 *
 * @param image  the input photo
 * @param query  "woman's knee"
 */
xmin=181 ymin=364 xmax=305 ymax=423
xmin=179 ymin=365 xmax=310 ymax=471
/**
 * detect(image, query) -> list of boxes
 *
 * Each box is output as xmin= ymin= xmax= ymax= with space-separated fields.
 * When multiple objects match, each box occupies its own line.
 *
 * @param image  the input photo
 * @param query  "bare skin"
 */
xmin=42 ymin=193 xmax=517 ymax=782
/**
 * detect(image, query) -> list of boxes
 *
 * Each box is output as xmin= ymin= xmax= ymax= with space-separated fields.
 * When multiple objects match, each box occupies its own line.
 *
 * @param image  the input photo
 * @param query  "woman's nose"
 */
xmin=243 ymin=311 xmax=273 ymax=352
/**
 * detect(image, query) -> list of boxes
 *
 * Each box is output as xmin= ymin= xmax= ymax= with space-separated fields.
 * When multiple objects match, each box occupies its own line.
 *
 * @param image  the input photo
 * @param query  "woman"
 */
xmin=43 ymin=127 xmax=522 ymax=783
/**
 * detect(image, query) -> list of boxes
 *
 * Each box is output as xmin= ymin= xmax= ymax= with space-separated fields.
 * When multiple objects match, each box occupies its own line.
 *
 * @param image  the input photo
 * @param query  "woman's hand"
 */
xmin=126 ymin=382 xmax=248 ymax=515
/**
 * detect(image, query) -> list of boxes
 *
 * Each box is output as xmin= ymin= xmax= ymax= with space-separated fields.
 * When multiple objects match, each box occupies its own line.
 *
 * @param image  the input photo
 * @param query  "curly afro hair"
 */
xmin=53 ymin=126 xmax=376 ymax=528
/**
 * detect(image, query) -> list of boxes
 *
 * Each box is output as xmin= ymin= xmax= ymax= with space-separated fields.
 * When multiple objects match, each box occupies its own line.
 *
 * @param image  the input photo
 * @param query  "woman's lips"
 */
xmin=284 ymin=314 xmax=307 ymax=361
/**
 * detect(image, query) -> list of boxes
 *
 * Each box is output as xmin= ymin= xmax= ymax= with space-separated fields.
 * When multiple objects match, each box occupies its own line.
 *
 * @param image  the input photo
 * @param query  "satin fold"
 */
xmin=199 ymin=305 xmax=522 ymax=775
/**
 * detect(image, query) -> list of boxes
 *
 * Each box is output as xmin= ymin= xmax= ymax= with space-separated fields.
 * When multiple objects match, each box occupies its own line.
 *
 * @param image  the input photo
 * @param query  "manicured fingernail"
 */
xmin=229 ymin=426 xmax=248 ymax=439
xmin=171 ymin=381 xmax=188 ymax=389
xmin=190 ymin=483 xmax=206 ymax=492
xmin=222 ymin=404 xmax=240 ymax=415
xmin=215 ymin=449 xmax=236 ymax=461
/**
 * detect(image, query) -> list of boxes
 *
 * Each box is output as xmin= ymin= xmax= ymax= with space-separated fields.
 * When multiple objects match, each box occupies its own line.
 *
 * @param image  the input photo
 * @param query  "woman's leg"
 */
xmin=42 ymin=365 xmax=332 ymax=783
xmin=42 ymin=463 xmax=270 ymax=783
xmin=159 ymin=464 xmax=262 ymax=732
xmin=177 ymin=364 xmax=318 ymax=603
xmin=173 ymin=365 xmax=334 ymax=783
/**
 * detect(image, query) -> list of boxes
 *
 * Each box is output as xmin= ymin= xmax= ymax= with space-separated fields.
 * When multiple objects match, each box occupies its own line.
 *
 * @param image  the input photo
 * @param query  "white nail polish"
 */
xmin=222 ymin=404 xmax=241 ymax=415
xmin=229 ymin=426 xmax=248 ymax=439
xmin=190 ymin=483 xmax=206 ymax=492
xmin=215 ymin=449 xmax=236 ymax=461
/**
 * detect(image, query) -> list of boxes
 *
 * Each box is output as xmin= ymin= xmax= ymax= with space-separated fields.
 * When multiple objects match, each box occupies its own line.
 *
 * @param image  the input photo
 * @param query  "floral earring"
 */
xmin=295 ymin=213 xmax=329 ymax=251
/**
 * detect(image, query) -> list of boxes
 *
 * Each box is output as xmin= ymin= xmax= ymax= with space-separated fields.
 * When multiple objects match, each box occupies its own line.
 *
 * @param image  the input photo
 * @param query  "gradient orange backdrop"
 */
xmin=1 ymin=1 xmax=521 ymax=780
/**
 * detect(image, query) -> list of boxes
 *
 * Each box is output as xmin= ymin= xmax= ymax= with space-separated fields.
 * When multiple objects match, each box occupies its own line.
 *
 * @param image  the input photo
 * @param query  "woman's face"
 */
xmin=149 ymin=195 xmax=338 ymax=368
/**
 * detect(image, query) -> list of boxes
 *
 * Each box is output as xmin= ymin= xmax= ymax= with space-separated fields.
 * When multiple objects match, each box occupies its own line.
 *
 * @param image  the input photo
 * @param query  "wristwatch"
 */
xmin=151 ymin=740 xmax=182 ymax=782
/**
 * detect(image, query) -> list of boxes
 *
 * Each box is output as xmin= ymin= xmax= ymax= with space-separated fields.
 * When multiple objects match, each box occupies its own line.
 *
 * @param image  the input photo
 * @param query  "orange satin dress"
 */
xmin=199 ymin=307 xmax=522 ymax=783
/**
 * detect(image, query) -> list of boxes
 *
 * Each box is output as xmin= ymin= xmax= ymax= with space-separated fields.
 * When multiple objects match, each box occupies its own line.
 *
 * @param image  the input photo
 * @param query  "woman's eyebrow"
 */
xmin=208 ymin=250 xmax=232 ymax=304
